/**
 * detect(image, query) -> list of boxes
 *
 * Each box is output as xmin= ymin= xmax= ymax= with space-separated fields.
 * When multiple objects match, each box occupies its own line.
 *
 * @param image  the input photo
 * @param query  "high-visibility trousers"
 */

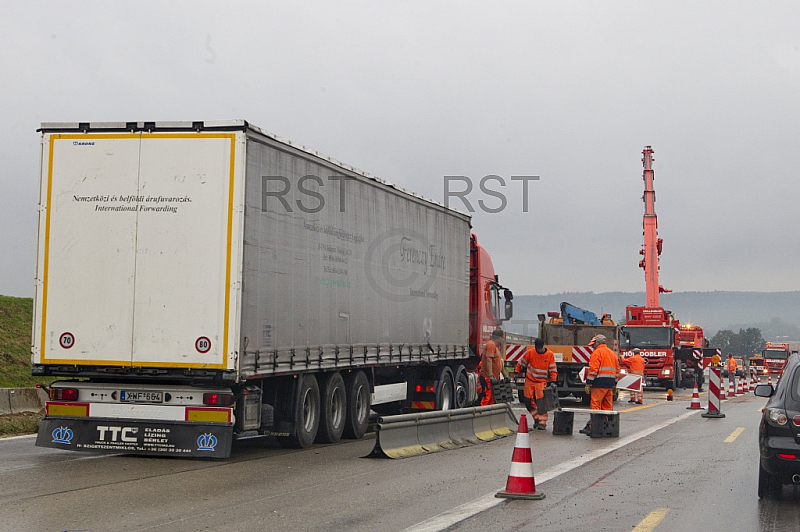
xmin=630 ymin=372 xmax=644 ymax=402
xmin=480 ymin=376 xmax=494 ymax=406
xmin=590 ymin=387 xmax=614 ymax=411
xmin=521 ymin=381 xmax=548 ymax=427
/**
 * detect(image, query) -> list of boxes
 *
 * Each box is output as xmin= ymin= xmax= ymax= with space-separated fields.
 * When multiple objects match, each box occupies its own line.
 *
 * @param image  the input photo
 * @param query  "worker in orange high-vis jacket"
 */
xmin=579 ymin=334 xmax=620 ymax=435
xmin=478 ymin=328 xmax=504 ymax=406
xmin=514 ymin=338 xmax=558 ymax=430
xmin=727 ymin=353 xmax=738 ymax=386
xmin=626 ymin=348 xmax=645 ymax=405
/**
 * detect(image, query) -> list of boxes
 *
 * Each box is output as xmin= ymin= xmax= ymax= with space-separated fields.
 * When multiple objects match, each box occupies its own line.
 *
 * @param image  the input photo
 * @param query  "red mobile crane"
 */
xmin=619 ymin=147 xmax=706 ymax=390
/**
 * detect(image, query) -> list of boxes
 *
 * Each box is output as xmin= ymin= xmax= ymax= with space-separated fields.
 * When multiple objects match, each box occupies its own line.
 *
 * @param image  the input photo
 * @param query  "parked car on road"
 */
xmin=755 ymin=353 xmax=800 ymax=499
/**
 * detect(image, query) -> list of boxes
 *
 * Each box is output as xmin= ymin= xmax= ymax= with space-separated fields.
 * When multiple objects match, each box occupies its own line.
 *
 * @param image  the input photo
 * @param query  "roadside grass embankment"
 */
xmin=0 ymin=295 xmax=46 ymax=437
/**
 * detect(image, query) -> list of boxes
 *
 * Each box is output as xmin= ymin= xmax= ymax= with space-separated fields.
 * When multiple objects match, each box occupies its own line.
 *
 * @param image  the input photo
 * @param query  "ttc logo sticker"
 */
xmin=197 ymin=433 xmax=218 ymax=451
xmin=52 ymin=426 xmax=74 ymax=445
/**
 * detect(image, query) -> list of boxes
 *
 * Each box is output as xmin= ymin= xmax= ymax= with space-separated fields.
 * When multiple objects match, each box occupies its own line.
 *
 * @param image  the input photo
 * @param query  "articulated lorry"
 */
xmin=32 ymin=120 xmax=516 ymax=458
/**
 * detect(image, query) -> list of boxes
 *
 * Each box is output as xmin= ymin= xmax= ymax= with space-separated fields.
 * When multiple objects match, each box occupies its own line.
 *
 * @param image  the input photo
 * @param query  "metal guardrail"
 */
xmin=367 ymin=403 xmax=519 ymax=459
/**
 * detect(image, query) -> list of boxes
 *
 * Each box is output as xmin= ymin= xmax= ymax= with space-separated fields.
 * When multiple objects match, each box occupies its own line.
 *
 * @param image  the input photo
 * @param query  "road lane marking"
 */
xmin=620 ymin=402 xmax=662 ymax=412
xmin=724 ymin=427 xmax=746 ymax=443
xmin=632 ymin=508 xmax=669 ymax=531
xmin=0 ymin=434 xmax=37 ymax=442
xmin=404 ymin=409 xmax=701 ymax=532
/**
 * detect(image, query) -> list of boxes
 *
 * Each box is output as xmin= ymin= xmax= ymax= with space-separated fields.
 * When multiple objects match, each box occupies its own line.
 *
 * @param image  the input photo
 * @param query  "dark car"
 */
xmin=755 ymin=353 xmax=800 ymax=499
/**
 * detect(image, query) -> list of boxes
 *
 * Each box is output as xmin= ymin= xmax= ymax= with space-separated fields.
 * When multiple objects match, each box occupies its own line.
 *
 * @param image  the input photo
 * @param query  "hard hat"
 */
xmin=588 ymin=336 xmax=597 ymax=346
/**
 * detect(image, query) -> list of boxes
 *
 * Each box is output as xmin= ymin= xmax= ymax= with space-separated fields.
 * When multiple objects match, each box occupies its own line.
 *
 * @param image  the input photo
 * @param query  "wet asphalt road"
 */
xmin=1 ymin=385 xmax=797 ymax=532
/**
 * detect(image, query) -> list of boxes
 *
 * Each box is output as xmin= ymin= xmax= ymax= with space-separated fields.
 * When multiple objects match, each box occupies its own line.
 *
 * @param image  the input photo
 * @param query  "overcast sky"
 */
xmin=2 ymin=1 xmax=799 ymax=298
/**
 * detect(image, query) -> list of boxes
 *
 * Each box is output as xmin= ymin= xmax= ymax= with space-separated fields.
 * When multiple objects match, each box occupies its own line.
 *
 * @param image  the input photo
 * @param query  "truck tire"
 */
xmin=435 ymin=367 xmax=454 ymax=410
xmin=278 ymin=374 xmax=320 ymax=449
xmin=454 ymin=366 xmax=470 ymax=408
xmin=343 ymin=370 xmax=370 ymax=439
xmin=316 ymin=372 xmax=346 ymax=444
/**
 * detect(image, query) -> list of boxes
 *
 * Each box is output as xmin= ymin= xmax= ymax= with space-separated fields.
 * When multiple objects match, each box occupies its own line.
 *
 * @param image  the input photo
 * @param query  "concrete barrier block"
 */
xmin=0 ymin=389 xmax=11 ymax=415
xmin=8 ymin=388 xmax=45 ymax=414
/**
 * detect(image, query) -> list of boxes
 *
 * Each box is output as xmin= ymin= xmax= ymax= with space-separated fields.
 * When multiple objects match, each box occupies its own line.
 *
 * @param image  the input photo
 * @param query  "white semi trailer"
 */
xmin=32 ymin=120 xmax=514 ymax=457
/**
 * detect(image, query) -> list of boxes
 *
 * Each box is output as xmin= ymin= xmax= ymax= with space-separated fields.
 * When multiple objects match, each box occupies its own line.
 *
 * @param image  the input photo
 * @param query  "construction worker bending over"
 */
xmin=478 ymin=328 xmax=504 ymax=406
xmin=579 ymin=334 xmax=620 ymax=435
xmin=514 ymin=338 xmax=557 ymax=430
xmin=626 ymin=348 xmax=645 ymax=405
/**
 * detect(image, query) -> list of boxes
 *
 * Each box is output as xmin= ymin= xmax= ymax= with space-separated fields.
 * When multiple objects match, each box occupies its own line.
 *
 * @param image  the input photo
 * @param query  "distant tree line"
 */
xmin=710 ymin=327 xmax=765 ymax=358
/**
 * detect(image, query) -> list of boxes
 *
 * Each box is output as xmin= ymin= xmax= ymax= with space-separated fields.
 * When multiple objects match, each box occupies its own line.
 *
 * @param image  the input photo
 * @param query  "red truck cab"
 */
xmin=763 ymin=342 xmax=790 ymax=376
xmin=619 ymin=306 xmax=680 ymax=390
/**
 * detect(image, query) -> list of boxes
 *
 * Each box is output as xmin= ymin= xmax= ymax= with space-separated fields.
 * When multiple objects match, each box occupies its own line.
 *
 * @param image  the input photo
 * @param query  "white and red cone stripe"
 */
xmin=719 ymin=375 xmax=726 ymax=400
xmin=687 ymin=383 xmax=702 ymax=410
xmin=496 ymin=414 xmax=545 ymax=500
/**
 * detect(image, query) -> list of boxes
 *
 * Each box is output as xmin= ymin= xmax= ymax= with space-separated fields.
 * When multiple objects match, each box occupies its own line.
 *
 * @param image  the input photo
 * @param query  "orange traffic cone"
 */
xmin=737 ymin=376 xmax=743 ymax=395
xmin=666 ymin=389 xmax=674 ymax=401
xmin=720 ymin=377 xmax=726 ymax=400
xmin=687 ymin=383 xmax=702 ymax=409
xmin=728 ymin=379 xmax=735 ymax=397
xmin=496 ymin=414 xmax=545 ymax=500
xmin=768 ymin=375 xmax=773 ymax=387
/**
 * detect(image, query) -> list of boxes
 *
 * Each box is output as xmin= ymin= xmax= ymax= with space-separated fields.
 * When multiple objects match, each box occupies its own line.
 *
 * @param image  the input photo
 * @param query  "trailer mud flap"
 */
xmin=36 ymin=416 xmax=234 ymax=458
xmin=367 ymin=404 xmax=518 ymax=459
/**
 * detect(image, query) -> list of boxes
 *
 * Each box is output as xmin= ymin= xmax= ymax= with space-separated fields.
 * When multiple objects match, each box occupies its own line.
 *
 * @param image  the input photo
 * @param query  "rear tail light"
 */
xmin=414 ymin=384 xmax=435 ymax=394
xmin=778 ymin=454 xmax=797 ymax=460
xmin=203 ymin=392 xmax=234 ymax=406
xmin=769 ymin=409 xmax=788 ymax=425
xmin=793 ymin=415 xmax=800 ymax=426
xmin=50 ymin=388 xmax=79 ymax=401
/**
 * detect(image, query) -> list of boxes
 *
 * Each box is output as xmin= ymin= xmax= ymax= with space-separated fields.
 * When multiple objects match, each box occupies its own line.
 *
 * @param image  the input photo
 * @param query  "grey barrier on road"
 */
xmin=0 ymin=388 xmax=47 ymax=415
xmin=367 ymin=403 xmax=519 ymax=459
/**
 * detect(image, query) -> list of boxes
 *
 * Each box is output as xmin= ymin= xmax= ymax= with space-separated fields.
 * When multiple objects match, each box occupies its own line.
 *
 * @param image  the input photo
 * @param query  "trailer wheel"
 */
xmin=316 ymin=372 xmax=346 ymax=444
xmin=343 ymin=371 xmax=370 ymax=439
xmin=454 ymin=366 xmax=469 ymax=408
xmin=435 ymin=367 xmax=454 ymax=410
xmin=278 ymin=374 xmax=320 ymax=449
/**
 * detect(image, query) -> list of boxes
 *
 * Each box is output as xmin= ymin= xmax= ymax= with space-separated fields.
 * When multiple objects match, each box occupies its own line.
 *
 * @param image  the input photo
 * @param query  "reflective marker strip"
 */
xmin=46 ymin=402 xmax=90 ymax=417
xmin=724 ymin=427 xmax=746 ymax=443
xmin=411 ymin=401 xmax=435 ymax=410
xmin=632 ymin=508 xmax=669 ymax=532
xmin=185 ymin=407 xmax=232 ymax=423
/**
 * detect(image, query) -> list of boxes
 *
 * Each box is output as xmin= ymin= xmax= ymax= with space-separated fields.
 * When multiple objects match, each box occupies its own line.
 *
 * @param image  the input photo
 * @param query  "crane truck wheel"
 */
xmin=434 ymin=367 xmax=454 ymax=411
xmin=316 ymin=372 xmax=346 ymax=444
xmin=453 ymin=365 xmax=470 ymax=408
xmin=342 ymin=370 xmax=370 ymax=439
xmin=278 ymin=373 xmax=320 ymax=449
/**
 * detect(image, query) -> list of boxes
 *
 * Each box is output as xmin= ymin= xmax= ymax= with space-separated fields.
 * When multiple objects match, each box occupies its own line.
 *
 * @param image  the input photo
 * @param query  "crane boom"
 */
xmin=638 ymin=146 xmax=670 ymax=307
